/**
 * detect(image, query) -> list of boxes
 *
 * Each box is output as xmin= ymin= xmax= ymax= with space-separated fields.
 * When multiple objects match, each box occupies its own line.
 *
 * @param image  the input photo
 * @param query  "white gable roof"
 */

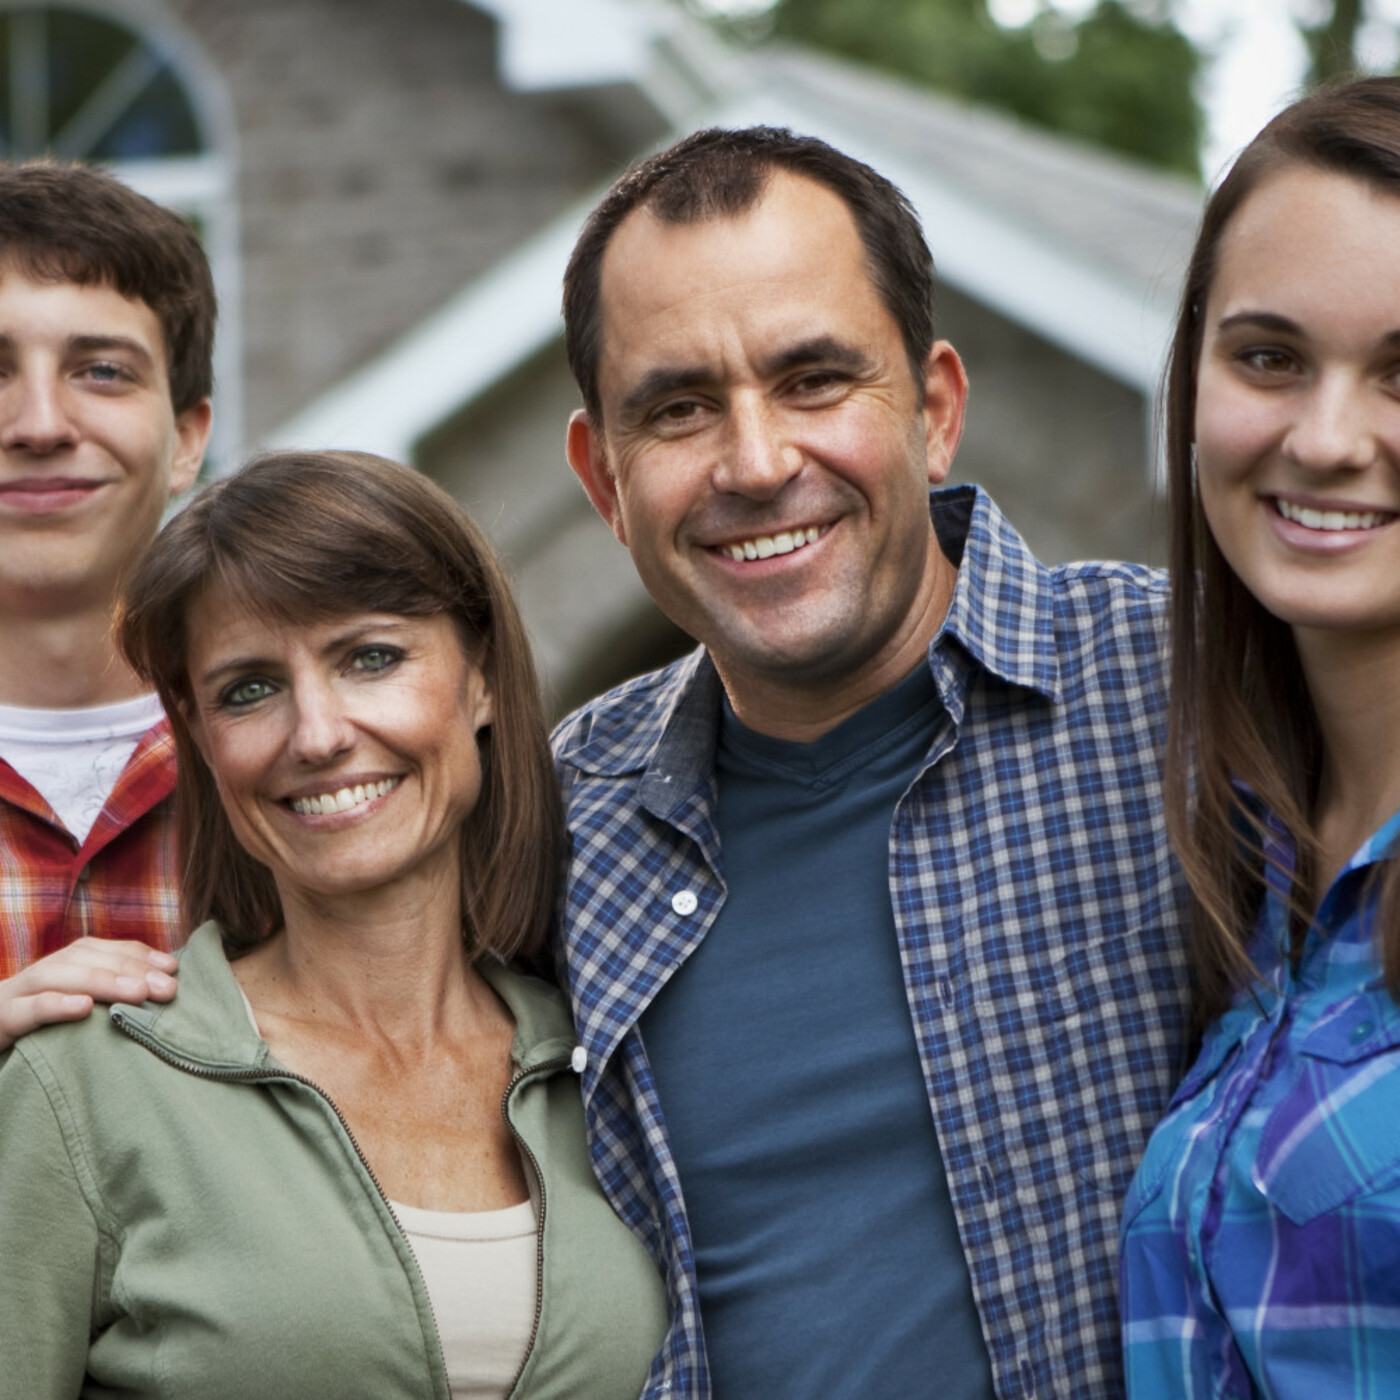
xmin=268 ymin=24 xmax=1201 ymax=459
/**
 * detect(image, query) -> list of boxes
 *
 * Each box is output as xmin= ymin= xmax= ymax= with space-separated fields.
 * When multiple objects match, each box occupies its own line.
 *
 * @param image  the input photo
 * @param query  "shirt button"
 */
xmin=570 ymin=1045 xmax=587 ymax=1074
xmin=1351 ymin=1019 xmax=1375 ymax=1044
xmin=671 ymin=890 xmax=698 ymax=916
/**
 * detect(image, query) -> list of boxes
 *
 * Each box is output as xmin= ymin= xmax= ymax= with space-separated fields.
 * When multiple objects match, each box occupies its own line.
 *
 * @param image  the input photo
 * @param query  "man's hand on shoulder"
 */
xmin=0 ymin=939 xmax=179 ymax=1051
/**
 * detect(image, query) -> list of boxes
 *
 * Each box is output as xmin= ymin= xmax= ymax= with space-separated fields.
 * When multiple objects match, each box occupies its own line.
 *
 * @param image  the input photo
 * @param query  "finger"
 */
xmin=7 ymin=963 xmax=177 ymax=1006
xmin=62 ymin=938 xmax=179 ymax=972
xmin=0 ymin=991 xmax=95 ymax=1053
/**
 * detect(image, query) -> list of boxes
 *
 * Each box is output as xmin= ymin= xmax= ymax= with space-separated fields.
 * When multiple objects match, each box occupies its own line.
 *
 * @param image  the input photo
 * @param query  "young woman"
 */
xmin=1120 ymin=78 xmax=1400 ymax=1395
xmin=0 ymin=451 xmax=668 ymax=1399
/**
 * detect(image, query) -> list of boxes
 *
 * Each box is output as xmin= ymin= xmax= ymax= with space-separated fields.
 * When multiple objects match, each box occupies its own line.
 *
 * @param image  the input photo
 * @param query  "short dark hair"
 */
xmin=1163 ymin=76 xmax=1400 ymax=1022
xmin=0 ymin=160 xmax=216 ymax=414
xmin=563 ymin=126 xmax=935 ymax=420
xmin=118 ymin=450 xmax=562 ymax=964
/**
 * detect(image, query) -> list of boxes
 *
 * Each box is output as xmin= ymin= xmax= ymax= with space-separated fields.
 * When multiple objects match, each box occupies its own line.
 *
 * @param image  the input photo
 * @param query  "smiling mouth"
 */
xmin=288 ymin=778 xmax=398 ymax=816
xmin=717 ymin=525 xmax=827 ymax=562
xmin=1275 ymin=499 xmax=1396 ymax=532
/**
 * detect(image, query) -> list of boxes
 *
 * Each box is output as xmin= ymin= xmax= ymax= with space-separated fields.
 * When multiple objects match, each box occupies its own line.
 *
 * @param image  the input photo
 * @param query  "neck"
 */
xmin=0 ymin=603 xmax=148 ymax=707
xmin=719 ymin=543 xmax=956 ymax=743
xmin=236 ymin=865 xmax=478 ymax=1044
xmin=1296 ymin=625 xmax=1400 ymax=884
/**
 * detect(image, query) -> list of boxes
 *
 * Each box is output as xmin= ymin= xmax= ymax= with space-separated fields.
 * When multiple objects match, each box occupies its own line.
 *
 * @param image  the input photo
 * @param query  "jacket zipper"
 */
xmin=502 ymin=1054 xmax=572 ymax=1397
xmin=110 ymin=1012 xmax=453 ymax=1397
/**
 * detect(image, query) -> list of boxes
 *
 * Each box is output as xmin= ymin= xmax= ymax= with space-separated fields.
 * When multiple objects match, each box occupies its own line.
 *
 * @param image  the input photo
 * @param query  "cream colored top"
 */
xmin=390 ymin=1197 xmax=539 ymax=1400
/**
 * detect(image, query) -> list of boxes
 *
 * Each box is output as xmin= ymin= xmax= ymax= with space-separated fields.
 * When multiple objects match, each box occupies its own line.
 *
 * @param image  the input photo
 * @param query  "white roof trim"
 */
xmin=464 ymin=0 xmax=671 ymax=92
xmin=266 ymin=207 xmax=582 ymax=460
xmin=267 ymin=95 xmax=1174 ymax=458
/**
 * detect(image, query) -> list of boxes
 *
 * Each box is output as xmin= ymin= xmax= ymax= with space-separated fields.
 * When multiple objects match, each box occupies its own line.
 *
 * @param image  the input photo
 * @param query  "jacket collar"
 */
xmin=113 ymin=922 xmax=577 ymax=1072
xmin=110 ymin=922 xmax=269 ymax=1071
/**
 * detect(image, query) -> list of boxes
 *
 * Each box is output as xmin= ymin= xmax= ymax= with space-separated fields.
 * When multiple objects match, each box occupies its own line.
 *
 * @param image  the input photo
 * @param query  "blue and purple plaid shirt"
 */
xmin=554 ymin=487 xmax=1192 ymax=1399
xmin=1121 ymin=805 xmax=1400 ymax=1398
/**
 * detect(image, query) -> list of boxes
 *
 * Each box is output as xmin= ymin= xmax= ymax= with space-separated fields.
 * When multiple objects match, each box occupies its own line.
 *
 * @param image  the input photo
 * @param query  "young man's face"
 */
xmin=0 ymin=267 xmax=211 ymax=617
xmin=567 ymin=171 xmax=966 ymax=720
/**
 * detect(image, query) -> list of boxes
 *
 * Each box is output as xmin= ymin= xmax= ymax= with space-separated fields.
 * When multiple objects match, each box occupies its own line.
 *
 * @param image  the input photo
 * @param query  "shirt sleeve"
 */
xmin=0 ymin=1045 xmax=100 ymax=1399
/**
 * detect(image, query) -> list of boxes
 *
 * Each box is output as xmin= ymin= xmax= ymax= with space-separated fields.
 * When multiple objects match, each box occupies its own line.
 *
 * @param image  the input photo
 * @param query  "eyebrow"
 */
xmin=616 ymin=336 xmax=875 ymax=425
xmin=1216 ymin=310 xmax=1400 ymax=350
xmin=0 ymin=332 xmax=159 ymax=366
xmin=1215 ymin=311 xmax=1301 ymax=335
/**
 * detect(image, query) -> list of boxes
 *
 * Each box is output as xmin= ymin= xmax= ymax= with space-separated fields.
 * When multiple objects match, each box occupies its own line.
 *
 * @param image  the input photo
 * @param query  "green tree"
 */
xmin=1301 ymin=0 xmax=1365 ymax=84
xmin=764 ymin=0 xmax=1203 ymax=178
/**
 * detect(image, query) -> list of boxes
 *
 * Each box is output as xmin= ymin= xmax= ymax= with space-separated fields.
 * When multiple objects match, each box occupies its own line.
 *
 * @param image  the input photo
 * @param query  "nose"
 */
xmin=0 ymin=370 xmax=79 ymax=455
xmin=1283 ymin=373 xmax=1379 ymax=474
xmin=286 ymin=678 xmax=355 ymax=767
xmin=712 ymin=394 xmax=801 ymax=500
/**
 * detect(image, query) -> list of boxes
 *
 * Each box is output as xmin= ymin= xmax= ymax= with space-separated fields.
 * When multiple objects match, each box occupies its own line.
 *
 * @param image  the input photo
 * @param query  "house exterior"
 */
xmin=0 ymin=0 xmax=1203 ymax=712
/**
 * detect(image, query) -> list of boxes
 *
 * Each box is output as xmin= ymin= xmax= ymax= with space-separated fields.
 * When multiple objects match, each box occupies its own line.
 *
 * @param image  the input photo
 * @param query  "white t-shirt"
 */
xmin=0 ymin=693 xmax=165 ymax=843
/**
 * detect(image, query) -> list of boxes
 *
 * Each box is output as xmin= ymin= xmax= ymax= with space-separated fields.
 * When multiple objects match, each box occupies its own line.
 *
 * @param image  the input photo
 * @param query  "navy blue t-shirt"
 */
xmin=639 ymin=665 xmax=996 ymax=1398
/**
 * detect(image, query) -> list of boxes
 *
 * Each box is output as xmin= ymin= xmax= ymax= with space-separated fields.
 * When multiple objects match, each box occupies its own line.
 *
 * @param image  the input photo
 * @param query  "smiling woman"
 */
xmin=0 ymin=450 xmax=668 ymax=1400
xmin=1119 ymin=77 xmax=1400 ymax=1399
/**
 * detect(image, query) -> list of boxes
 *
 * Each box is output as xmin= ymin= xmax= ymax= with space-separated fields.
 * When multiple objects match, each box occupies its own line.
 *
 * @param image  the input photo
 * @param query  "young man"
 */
xmin=0 ymin=162 xmax=214 ymax=1049
xmin=555 ymin=128 xmax=1191 ymax=1399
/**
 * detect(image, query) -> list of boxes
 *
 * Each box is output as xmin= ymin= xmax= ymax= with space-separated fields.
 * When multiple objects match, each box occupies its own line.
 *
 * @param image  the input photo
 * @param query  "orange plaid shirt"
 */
xmin=0 ymin=719 xmax=182 ymax=979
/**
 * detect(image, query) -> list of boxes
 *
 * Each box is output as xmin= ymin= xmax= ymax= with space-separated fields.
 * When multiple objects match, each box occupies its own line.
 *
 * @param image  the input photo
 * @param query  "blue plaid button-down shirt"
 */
xmin=1121 ymin=805 xmax=1400 ymax=1398
xmin=553 ymin=487 xmax=1191 ymax=1399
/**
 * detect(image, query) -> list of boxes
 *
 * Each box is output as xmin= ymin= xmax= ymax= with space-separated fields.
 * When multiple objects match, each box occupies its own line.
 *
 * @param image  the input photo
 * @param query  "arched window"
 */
xmin=0 ymin=0 xmax=241 ymax=464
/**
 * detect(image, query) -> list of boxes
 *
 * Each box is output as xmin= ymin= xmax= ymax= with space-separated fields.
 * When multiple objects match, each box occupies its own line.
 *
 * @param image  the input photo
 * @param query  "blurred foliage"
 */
xmin=763 ymin=0 xmax=1203 ymax=179
xmin=1302 ymin=0 xmax=1364 ymax=85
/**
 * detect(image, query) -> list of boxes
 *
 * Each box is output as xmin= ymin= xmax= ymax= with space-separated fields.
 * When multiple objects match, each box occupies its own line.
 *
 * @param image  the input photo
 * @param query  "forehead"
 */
xmin=0 ymin=262 xmax=167 ymax=359
xmin=1210 ymin=166 xmax=1400 ymax=316
xmin=594 ymin=171 xmax=891 ymax=388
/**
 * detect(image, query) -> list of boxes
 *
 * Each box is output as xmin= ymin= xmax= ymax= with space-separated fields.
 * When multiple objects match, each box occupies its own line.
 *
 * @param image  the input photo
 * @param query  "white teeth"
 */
xmin=723 ymin=525 xmax=825 ymax=562
xmin=1277 ymin=500 xmax=1393 ymax=531
xmin=290 ymin=777 xmax=397 ymax=817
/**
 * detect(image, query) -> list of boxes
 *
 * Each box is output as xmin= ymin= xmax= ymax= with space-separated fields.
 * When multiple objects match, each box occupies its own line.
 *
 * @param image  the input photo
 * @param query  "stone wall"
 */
xmin=167 ymin=0 xmax=625 ymax=442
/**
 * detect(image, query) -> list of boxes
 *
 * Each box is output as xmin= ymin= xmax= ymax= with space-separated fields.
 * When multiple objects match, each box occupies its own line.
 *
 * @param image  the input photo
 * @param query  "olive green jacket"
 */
xmin=0 ymin=923 xmax=667 ymax=1399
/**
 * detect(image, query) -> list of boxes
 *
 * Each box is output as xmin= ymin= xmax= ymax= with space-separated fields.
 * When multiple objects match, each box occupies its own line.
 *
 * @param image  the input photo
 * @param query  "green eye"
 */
xmin=353 ymin=646 xmax=402 ymax=673
xmin=220 ymin=677 xmax=274 ymax=708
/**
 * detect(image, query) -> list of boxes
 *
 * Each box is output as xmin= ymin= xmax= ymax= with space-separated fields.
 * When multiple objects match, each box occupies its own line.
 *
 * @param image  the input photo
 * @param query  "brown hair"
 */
xmin=1165 ymin=76 xmax=1400 ymax=1023
xmin=118 ymin=450 xmax=561 ymax=963
xmin=0 ymin=160 xmax=216 ymax=413
xmin=563 ymin=125 xmax=935 ymax=421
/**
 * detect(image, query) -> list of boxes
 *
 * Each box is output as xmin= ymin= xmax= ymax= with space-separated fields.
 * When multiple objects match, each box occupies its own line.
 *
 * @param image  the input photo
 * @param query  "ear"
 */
xmin=169 ymin=398 xmax=214 ymax=497
xmin=469 ymin=670 xmax=494 ymax=735
xmin=566 ymin=408 xmax=628 ymax=547
xmin=919 ymin=341 xmax=968 ymax=487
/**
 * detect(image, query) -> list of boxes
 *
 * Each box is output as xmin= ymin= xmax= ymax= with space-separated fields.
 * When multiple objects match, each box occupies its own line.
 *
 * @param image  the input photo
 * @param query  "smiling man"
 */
xmin=0 ymin=162 xmax=214 ymax=1046
xmin=553 ymin=128 xmax=1192 ymax=1399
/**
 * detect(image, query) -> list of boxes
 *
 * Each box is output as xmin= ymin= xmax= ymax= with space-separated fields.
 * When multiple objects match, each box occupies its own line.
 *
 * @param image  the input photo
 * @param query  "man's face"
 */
xmin=567 ymin=171 xmax=966 ymax=722
xmin=0 ymin=267 xmax=211 ymax=616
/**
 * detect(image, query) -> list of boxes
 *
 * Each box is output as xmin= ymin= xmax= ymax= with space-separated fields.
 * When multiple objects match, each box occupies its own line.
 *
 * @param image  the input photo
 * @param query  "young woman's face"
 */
xmin=183 ymin=587 xmax=493 ymax=912
xmin=1195 ymin=165 xmax=1400 ymax=645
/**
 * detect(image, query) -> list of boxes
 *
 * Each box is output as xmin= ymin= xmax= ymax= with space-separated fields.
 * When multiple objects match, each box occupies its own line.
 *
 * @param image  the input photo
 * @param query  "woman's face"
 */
xmin=1194 ymin=165 xmax=1400 ymax=645
xmin=183 ymin=586 xmax=493 ymax=909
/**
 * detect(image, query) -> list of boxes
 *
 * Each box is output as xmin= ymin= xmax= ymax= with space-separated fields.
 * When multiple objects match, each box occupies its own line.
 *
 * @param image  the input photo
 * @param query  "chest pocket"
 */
xmin=1120 ymin=1004 xmax=1257 ymax=1230
xmin=1257 ymin=988 xmax=1400 ymax=1225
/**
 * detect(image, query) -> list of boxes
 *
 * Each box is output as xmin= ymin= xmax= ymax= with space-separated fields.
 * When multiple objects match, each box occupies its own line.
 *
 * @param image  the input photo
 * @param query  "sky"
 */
xmin=695 ymin=0 xmax=1400 ymax=184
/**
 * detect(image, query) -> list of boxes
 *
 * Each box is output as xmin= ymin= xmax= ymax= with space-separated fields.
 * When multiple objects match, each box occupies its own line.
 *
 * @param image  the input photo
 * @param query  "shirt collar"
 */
xmin=561 ymin=486 xmax=1061 ymax=793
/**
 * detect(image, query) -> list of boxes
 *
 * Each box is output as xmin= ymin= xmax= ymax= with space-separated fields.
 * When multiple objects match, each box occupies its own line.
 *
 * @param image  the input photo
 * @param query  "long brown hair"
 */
xmin=118 ymin=450 xmax=561 ymax=963
xmin=1165 ymin=77 xmax=1400 ymax=1023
